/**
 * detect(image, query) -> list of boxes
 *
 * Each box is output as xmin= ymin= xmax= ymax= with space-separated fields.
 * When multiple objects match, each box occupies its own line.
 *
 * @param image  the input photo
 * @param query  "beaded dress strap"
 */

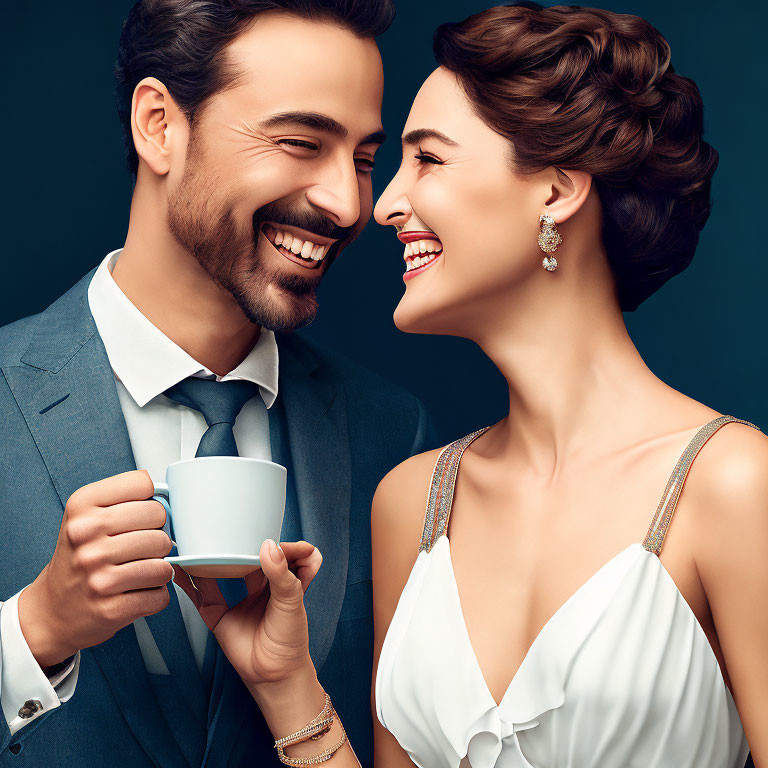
xmin=419 ymin=427 xmax=491 ymax=553
xmin=642 ymin=415 xmax=763 ymax=555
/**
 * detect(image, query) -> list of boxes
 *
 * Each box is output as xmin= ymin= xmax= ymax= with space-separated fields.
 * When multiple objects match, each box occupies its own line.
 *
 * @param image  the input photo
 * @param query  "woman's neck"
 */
xmin=473 ymin=270 xmax=670 ymax=480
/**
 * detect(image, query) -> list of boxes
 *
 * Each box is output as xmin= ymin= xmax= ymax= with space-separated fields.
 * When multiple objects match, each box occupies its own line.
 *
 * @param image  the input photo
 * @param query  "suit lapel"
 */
xmin=3 ymin=272 xmax=192 ymax=768
xmin=270 ymin=335 xmax=352 ymax=673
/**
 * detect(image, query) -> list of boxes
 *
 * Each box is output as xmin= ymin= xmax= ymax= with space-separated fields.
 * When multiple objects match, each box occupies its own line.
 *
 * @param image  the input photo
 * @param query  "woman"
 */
xmin=174 ymin=4 xmax=768 ymax=766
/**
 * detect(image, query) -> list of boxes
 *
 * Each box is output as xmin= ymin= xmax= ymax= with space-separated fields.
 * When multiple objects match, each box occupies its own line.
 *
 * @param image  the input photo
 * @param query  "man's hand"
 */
xmin=18 ymin=470 xmax=174 ymax=668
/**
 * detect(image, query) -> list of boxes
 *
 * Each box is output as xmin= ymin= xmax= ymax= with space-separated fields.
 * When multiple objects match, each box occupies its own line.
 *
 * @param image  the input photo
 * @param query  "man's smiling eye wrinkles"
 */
xmin=277 ymin=138 xmax=376 ymax=174
xmin=278 ymin=138 xmax=319 ymax=150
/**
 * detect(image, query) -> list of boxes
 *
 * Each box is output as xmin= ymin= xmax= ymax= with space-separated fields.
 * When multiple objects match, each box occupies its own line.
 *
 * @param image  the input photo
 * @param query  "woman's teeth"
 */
xmin=264 ymin=226 xmax=330 ymax=262
xmin=403 ymin=239 xmax=442 ymax=272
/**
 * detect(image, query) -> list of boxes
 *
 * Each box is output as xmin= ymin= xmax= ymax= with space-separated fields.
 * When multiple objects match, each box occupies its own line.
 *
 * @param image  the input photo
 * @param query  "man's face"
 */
xmin=166 ymin=13 xmax=385 ymax=331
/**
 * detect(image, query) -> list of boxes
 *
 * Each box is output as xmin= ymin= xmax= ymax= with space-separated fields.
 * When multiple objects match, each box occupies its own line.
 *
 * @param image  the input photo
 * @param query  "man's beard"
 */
xmin=167 ymin=151 xmax=354 ymax=332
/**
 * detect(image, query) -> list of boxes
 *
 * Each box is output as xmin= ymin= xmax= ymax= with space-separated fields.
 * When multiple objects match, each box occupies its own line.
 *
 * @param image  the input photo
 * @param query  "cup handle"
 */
xmin=151 ymin=481 xmax=176 ymax=547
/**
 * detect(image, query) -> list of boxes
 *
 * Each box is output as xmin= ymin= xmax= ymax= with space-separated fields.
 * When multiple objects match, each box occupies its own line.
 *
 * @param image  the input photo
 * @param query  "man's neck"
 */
xmin=113 ymin=219 xmax=260 ymax=378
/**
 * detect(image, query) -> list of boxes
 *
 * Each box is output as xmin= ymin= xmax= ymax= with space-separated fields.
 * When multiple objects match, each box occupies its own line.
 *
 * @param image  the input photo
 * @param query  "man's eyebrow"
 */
xmin=402 ymin=128 xmax=459 ymax=147
xmin=258 ymin=111 xmax=386 ymax=146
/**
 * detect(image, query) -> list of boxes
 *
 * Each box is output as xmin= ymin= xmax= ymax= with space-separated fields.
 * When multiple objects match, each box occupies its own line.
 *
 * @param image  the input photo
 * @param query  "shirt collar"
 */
xmin=87 ymin=250 xmax=279 ymax=409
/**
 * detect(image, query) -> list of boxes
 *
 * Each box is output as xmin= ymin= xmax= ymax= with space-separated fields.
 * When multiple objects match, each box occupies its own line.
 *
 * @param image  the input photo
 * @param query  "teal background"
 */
xmin=1 ymin=1 xmax=766 ymax=443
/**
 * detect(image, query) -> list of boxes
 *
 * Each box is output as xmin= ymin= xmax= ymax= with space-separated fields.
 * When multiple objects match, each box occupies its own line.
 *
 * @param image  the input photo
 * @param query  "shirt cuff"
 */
xmin=1 ymin=590 xmax=80 ymax=735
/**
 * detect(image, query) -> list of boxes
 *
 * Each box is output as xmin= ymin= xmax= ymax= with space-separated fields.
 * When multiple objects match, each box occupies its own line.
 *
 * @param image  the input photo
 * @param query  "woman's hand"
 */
xmin=172 ymin=539 xmax=322 ymax=687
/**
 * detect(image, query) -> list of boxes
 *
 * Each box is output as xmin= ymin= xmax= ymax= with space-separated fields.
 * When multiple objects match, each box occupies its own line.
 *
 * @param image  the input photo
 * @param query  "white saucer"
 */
xmin=166 ymin=554 xmax=262 ymax=578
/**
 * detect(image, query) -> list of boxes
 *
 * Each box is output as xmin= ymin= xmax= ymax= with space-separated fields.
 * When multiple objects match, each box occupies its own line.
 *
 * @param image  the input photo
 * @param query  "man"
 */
xmin=0 ymin=2 xmax=434 ymax=766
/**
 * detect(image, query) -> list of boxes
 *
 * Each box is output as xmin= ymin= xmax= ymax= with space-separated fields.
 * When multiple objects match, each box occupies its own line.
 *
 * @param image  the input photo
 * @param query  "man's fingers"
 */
xmin=106 ymin=529 xmax=173 ymax=564
xmin=88 ymin=559 xmax=173 ymax=597
xmin=104 ymin=500 xmax=168 ymax=535
xmin=70 ymin=470 xmax=156 ymax=510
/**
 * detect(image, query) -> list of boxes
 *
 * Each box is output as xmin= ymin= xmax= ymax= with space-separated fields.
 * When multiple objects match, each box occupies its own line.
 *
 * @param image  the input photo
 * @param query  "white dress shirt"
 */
xmin=0 ymin=249 xmax=279 ymax=734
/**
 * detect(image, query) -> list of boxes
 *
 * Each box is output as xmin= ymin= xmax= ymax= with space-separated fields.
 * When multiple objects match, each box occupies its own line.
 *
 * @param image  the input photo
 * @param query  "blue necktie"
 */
xmin=163 ymin=377 xmax=260 ymax=458
xmin=164 ymin=377 xmax=261 ymax=692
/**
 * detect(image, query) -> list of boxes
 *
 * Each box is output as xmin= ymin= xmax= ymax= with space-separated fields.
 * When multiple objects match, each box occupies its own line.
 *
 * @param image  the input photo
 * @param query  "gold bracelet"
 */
xmin=274 ymin=695 xmax=350 ymax=766
xmin=274 ymin=693 xmax=334 ymax=750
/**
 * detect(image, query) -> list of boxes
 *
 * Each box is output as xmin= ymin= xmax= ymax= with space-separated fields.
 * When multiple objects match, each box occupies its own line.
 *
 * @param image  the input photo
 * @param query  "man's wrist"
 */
xmin=17 ymin=579 xmax=75 ymax=669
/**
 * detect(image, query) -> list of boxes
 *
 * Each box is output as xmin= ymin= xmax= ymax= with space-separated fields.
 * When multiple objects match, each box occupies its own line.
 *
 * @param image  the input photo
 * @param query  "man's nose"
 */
xmin=305 ymin=158 xmax=361 ymax=229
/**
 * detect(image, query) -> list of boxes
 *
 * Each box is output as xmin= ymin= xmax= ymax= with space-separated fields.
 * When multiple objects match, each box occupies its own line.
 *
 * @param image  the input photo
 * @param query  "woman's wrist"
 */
xmin=248 ymin=659 xmax=326 ymax=740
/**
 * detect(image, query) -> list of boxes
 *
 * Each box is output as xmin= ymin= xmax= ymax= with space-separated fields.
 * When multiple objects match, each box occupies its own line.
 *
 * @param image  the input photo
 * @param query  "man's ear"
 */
xmin=540 ymin=167 xmax=593 ymax=224
xmin=130 ymin=76 xmax=186 ymax=176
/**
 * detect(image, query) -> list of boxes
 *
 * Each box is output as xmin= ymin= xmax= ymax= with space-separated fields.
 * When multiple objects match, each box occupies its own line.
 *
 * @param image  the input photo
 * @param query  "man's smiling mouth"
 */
xmin=261 ymin=223 xmax=338 ymax=270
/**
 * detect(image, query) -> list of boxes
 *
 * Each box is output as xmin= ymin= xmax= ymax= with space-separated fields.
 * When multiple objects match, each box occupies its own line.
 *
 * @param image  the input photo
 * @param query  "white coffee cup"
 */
xmin=152 ymin=456 xmax=286 ymax=577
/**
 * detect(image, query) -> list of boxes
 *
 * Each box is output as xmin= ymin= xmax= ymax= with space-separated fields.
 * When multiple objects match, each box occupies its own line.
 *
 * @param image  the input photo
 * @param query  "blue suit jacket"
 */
xmin=0 ymin=271 xmax=435 ymax=767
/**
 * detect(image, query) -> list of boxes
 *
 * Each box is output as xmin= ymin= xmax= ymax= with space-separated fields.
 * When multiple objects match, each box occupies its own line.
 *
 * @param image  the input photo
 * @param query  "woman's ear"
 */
xmin=131 ymin=76 xmax=185 ymax=177
xmin=541 ymin=167 xmax=592 ymax=224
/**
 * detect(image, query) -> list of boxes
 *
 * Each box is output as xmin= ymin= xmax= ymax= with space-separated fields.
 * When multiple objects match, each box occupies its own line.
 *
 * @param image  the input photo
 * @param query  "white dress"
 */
xmin=375 ymin=416 xmax=759 ymax=768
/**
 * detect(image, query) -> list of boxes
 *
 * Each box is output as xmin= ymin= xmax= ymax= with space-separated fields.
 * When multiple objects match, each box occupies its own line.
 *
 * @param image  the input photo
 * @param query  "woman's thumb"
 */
xmin=259 ymin=539 xmax=303 ymax=609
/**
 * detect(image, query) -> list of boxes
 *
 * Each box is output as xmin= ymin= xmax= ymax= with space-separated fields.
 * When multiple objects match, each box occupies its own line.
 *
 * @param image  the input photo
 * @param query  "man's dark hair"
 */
xmin=115 ymin=0 xmax=395 ymax=175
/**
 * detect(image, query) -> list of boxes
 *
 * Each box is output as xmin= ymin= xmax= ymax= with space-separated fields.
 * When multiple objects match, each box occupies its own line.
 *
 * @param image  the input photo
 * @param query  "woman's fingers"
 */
xmin=258 ymin=539 xmax=304 ymax=609
xmin=278 ymin=541 xmax=323 ymax=593
xmin=171 ymin=565 xmax=228 ymax=630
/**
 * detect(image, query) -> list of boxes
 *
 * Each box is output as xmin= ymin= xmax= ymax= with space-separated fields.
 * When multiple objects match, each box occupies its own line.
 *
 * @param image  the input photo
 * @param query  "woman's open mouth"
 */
xmin=399 ymin=233 xmax=443 ymax=282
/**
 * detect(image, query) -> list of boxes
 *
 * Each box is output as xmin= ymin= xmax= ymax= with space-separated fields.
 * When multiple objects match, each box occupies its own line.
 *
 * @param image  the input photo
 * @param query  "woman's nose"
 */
xmin=374 ymin=172 xmax=412 ymax=227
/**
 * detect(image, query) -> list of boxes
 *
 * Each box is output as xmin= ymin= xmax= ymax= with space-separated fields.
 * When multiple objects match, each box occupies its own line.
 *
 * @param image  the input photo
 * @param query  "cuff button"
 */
xmin=18 ymin=699 xmax=43 ymax=719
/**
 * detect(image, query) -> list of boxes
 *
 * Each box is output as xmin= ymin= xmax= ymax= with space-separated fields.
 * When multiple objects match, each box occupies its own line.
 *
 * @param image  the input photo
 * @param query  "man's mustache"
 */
xmin=253 ymin=201 xmax=355 ymax=242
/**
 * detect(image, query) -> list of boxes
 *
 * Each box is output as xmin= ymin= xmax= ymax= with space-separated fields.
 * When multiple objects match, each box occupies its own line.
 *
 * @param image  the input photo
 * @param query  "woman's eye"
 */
xmin=415 ymin=152 xmax=443 ymax=165
xmin=278 ymin=139 xmax=319 ymax=150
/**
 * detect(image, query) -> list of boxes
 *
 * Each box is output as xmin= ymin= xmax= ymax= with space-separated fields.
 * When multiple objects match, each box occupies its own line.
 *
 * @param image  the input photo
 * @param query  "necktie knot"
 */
xmin=163 ymin=377 xmax=260 ymax=457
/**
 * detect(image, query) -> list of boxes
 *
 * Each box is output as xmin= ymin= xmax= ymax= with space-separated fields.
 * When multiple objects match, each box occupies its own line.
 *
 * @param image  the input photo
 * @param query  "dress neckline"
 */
xmin=423 ymin=416 xmax=762 ymax=712
xmin=434 ymin=535 xmax=734 ymax=714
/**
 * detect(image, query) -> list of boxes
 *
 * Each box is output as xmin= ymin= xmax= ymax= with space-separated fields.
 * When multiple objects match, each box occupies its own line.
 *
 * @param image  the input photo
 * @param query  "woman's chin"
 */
xmin=393 ymin=298 xmax=448 ymax=335
xmin=393 ymin=299 xmax=426 ymax=334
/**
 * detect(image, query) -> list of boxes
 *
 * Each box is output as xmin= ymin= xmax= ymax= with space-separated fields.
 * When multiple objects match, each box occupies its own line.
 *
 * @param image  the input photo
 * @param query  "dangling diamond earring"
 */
xmin=538 ymin=214 xmax=562 ymax=271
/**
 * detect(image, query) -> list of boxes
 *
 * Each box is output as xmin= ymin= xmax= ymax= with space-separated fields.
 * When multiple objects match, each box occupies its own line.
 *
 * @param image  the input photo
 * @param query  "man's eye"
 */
xmin=278 ymin=139 xmax=319 ymax=150
xmin=355 ymin=158 xmax=376 ymax=174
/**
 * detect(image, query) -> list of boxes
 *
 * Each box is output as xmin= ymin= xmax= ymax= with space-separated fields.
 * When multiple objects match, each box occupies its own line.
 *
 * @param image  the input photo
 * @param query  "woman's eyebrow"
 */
xmin=402 ymin=128 xmax=459 ymax=147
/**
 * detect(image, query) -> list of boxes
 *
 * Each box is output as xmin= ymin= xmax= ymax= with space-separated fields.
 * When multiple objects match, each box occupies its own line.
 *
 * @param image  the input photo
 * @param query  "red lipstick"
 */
xmin=397 ymin=230 xmax=441 ymax=244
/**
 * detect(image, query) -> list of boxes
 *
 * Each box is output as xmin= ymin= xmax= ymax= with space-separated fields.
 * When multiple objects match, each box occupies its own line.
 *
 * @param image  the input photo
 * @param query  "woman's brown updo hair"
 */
xmin=433 ymin=2 xmax=718 ymax=311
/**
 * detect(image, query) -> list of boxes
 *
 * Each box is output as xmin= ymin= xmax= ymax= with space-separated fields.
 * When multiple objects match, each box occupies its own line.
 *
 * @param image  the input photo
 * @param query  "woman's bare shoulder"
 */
xmin=682 ymin=418 xmax=768 ymax=752
xmin=372 ymin=447 xmax=443 ymax=543
xmin=682 ymin=419 xmax=768 ymax=576
xmin=370 ymin=448 xmax=445 ymax=602
xmin=687 ymin=419 xmax=768 ymax=526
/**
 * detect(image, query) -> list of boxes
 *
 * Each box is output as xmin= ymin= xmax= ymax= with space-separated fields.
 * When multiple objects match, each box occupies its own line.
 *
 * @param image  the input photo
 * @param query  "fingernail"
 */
xmin=268 ymin=539 xmax=283 ymax=563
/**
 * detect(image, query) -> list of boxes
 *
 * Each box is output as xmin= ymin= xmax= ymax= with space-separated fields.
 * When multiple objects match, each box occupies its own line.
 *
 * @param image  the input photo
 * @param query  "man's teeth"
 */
xmin=403 ymin=239 xmax=443 ymax=272
xmin=264 ymin=226 xmax=330 ymax=262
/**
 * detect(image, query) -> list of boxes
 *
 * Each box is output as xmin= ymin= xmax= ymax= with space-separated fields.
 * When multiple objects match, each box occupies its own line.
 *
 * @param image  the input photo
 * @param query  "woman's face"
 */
xmin=374 ymin=67 xmax=549 ymax=336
